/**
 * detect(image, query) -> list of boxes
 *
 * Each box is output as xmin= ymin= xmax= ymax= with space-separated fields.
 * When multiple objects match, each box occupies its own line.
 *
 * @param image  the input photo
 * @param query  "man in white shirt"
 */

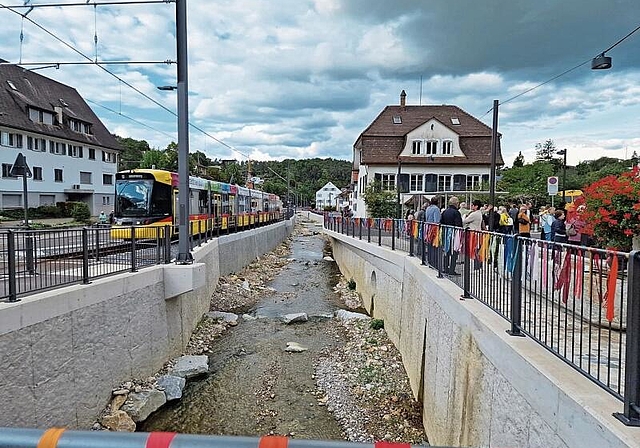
xmin=463 ymin=200 xmax=484 ymax=231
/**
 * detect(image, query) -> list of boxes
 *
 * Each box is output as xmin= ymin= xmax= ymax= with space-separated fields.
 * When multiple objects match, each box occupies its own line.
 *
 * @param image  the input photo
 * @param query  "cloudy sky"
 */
xmin=1 ymin=0 xmax=639 ymax=166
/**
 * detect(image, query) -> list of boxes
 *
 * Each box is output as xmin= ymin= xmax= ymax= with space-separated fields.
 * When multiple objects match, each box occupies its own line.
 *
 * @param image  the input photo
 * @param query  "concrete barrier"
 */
xmin=0 ymin=220 xmax=293 ymax=429
xmin=329 ymin=230 xmax=639 ymax=448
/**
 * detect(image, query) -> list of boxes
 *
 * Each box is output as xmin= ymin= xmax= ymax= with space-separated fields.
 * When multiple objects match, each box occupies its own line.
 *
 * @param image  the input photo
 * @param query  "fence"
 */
xmin=325 ymin=215 xmax=640 ymax=427
xmin=0 ymin=215 xmax=282 ymax=303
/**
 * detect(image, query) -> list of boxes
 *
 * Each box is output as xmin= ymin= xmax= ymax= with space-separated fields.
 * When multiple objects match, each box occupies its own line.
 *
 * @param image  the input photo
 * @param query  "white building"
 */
xmin=0 ymin=62 xmax=122 ymax=215
xmin=315 ymin=182 xmax=341 ymax=210
xmin=351 ymin=90 xmax=503 ymax=218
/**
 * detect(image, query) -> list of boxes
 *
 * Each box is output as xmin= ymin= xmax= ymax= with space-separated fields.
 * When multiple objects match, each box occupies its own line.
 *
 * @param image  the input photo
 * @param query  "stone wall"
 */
xmin=329 ymin=231 xmax=639 ymax=448
xmin=0 ymin=220 xmax=293 ymax=429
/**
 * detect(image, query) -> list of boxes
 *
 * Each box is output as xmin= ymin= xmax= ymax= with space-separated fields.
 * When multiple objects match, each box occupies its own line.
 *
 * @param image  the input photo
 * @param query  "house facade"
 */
xmin=0 ymin=62 xmax=122 ymax=215
xmin=351 ymin=91 xmax=503 ymax=218
xmin=315 ymin=182 xmax=341 ymax=210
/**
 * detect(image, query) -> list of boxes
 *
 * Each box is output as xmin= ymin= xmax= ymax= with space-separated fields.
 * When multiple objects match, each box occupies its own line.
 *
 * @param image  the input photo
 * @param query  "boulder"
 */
xmin=281 ymin=313 xmax=308 ymax=324
xmin=285 ymin=342 xmax=308 ymax=353
xmin=207 ymin=311 xmax=239 ymax=325
xmin=156 ymin=375 xmax=186 ymax=401
xmin=335 ymin=309 xmax=370 ymax=321
xmin=170 ymin=355 xmax=209 ymax=378
xmin=100 ymin=410 xmax=136 ymax=432
xmin=120 ymin=389 xmax=166 ymax=422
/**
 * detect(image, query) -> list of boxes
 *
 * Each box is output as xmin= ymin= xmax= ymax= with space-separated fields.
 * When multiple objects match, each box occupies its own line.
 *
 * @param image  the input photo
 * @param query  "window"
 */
xmin=1 ymin=132 xmax=23 ymax=148
xmin=425 ymin=174 xmax=437 ymax=192
xmin=69 ymin=145 xmax=83 ymax=158
xmin=426 ymin=140 xmax=438 ymax=155
xmin=80 ymin=172 xmax=92 ymax=184
xmin=103 ymin=174 xmax=113 ymax=185
xmin=453 ymin=174 xmax=466 ymax=191
xmin=54 ymin=169 xmax=63 ymax=182
xmin=26 ymin=137 xmax=47 ymax=152
xmin=451 ymin=117 xmax=460 ymax=125
xmin=69 ymin=119 xmax=91 ymax=134
xmin=102 ymin=151 xmax=116 ymax=163
xmin=102 ymin=196 xmax=111 ymax=205
xmin=2 ymin=163 xmax=17 ymax=178
xmin=28 ymin=108 xmax=54 ymax=125
xmin=442 ymin=140 xmax=453 ymax=155
xmin=33 ymin=166 xmax=43 ymax=181
xmin=467 ymin=175 xmax=481 ymax=190
xmin=438 ymin=174 xmax=452 ymax=192
xmin=411 ymin=140 xmax=422 ymax=155
xmin=410 ymin=174 xmax=423 ymax=192
xmin=381 ymin=174 xmax=395 ymax=191
xmin=88 ymin=148 xmax=96 ymax=160
xmin=50 ymin=141 xmax=66 ymax=155
xmin=2 ymin=194 xmax=21 ymax=207
xmin=39 ymin=194 xmax=55 ymax=205
xmin=392 ymin=115 xmax=402 ymax=124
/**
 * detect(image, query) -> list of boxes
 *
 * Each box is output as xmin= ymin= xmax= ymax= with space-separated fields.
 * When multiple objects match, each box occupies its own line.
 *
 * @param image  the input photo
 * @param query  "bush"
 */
xmin=369 ymin=319 xmax=384 ymax=330
xmin=70 ymin=202 xmax=91 ymax=223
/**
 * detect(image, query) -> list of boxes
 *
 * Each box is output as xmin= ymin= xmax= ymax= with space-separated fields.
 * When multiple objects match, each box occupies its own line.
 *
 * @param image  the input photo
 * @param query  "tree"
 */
xmin=140 ymin=149 xmax=167 ymax=169
xmin=116 ymin=136 xmax=151 ymax=170
xmin=511 ymin=151 xmax=524 ymax=168
xmin=535 ymin=139 xmax=557 ymax=161
xmin=497 ymin=160 xmax=555 ymax=205
xmin=363 ymin=181 xmax=397 ymax=217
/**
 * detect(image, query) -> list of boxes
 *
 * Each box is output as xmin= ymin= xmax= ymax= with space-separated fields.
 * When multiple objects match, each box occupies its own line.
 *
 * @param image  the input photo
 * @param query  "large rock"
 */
xmin=335 ymin=309 xmax=370 ymax=321
xmin=281 ymin=313 xmax=308 ymax=324
xmin=100 ymin=410 xmax=136 ymax=432
xmin=120 ymin=389 xmax=166 ymax=422
xmin=170 ymin=355 xmax=209 ymax=378
xmin=285 ymin=342 xmax=308 ymax=353
xmin=207 ymin=311 xmax=239 ymax=325
xmin=156 ymin=375 xmax=186 ymax=401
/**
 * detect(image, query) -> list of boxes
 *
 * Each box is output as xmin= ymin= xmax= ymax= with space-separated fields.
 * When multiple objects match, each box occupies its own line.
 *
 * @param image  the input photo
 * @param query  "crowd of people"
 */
xmin=406 ymin=196 xmax=593 ymax=246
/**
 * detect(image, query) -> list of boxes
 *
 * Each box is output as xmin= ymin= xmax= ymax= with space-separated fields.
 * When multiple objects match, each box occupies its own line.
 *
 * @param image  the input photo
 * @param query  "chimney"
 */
xmin=400 ymin=90 xmax=406 ymax=107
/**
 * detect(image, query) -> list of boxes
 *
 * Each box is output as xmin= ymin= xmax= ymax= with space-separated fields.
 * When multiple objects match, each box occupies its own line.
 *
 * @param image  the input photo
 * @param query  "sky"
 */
xmin=0 ymin=0 xmax=639 ymax=168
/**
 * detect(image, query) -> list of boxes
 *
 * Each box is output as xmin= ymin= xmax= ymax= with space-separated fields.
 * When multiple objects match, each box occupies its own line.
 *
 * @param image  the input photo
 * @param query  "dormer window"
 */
xmin=69 ymin=118 xmax=92 ymax=134
xmin=29 ymin=108 xmax=54 ymax=125
xmin=442 ymin=140 xmax=453 ymax=155
xmin=412 ymin=140 xmax=422 ymax=155
xmin=451 ymin=117 xmax=460 ymax=125
xmin=425 ymin=140 xmax=438 ymax=155
xmin=392 ymin=115 xmax=402 ymax=124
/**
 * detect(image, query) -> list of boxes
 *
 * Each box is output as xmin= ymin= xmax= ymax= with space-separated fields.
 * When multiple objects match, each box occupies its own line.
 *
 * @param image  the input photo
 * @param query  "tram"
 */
xmin=110 ymin=169 xmax=282 ymax=239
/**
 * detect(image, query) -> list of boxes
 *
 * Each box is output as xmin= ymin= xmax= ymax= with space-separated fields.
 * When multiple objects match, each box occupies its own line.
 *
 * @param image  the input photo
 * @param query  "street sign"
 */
xmin=547 ymin=176 xmax=558 ymax=195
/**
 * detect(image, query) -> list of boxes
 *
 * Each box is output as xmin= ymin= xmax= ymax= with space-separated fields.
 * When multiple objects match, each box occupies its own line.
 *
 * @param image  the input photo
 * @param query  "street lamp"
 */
xmin=592 ymin=53 xmax=612 ymax=70
xmin=557 ymin=149 xmax=567 ymax=203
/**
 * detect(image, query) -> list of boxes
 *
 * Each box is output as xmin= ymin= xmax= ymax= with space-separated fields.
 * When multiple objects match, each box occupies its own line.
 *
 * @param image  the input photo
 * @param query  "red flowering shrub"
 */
xmin=578 ymin=166 xmax=640 ymax=251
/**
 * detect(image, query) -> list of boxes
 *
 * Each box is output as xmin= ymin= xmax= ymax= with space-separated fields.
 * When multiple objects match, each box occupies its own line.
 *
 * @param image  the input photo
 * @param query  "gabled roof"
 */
xmin=0 ymin=63 xmax=122 ymax=151
xmin=358 ymin=104 xmax=492 ymax=139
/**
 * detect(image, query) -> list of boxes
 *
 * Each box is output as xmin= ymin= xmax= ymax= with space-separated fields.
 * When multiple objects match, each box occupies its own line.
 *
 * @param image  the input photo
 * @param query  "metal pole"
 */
xmin=562 ymin=149 xmax=567 ymax=204
xmin=489 ymin=99 xmax=499 ymax=222
xmin=22 ymin=171 xmax=29 ymax=228
xmin=82 ymin=228 xmax=90 ymax=284
xmin=507 ymin=237 xmax=524 ymax=337
xmin=614 ymin=250 xmax=640 ymax=426
xmin=175 ymin=0 xmax=192 ymax=264
xmin=7 ymin=230 xmax=19 ymax=302
xmin=462 ymin=228 xmax=471 ymax=298
xmin=396 ymin=160 xmax=402 ymax=219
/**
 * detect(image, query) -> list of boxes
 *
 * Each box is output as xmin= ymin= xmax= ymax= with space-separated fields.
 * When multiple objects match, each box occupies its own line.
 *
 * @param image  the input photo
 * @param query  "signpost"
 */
xmin=547 ymin=176 xmax=558 ymax=206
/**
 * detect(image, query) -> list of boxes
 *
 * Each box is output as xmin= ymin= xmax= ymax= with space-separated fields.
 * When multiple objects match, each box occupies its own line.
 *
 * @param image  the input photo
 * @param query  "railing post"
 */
xmin=94 ymin=227 xmax=100 ymax=261
xmin=367 ymin=219 xmax=371 ymax=243
xmin=130 ymin=227 xmax=137 ymax=272
xmin=25 ymin=234 xmax=36 ymax=275
xmin=614 ymin=250 xmax=640 ymax=426
xmin=378 ymin=220 xmax=382 ymax=246
xmin=420 ymin=223 xmax=426 ymax=265
xmin=82 ymin=228 xmax=90 ymax=284
xmin=409 ymin=227 xmax=414 ymax=257
xmin=359 ymin=219 xmax=362 ymax=240
xmin=391 ymin=219 xmax=396 ymax=251
xmin=462 ymin=228 xmax=471 ymax=298
xmin=164 ymin=225 xmax=172 ymax=263
xmin=7 ymin=230 xmax=19 ymax=302
xmin=507 ymin=236 xmax=524 ymax=336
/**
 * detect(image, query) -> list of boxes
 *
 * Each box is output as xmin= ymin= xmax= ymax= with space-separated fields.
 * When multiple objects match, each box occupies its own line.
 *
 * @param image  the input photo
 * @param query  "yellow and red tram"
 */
xmin=111 ymin=169 xmax=282 ymax=239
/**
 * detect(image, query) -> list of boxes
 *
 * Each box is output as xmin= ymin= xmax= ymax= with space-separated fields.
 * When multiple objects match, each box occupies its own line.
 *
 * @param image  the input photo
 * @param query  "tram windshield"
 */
xmin=115 ymin=179 xmax=153 ymax=217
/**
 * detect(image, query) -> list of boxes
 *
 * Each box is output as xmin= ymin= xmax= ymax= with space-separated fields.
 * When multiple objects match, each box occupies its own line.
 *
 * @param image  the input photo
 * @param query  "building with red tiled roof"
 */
xmin=351 ymin=90 xmax=503 ymax=217
xmin=0 ymin=61 xmax=122 ymax=215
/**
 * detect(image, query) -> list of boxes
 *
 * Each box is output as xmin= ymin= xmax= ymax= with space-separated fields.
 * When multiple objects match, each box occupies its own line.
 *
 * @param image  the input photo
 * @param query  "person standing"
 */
xmin=517 ymin=205 xmax=531 ymax=238
xmin=425 ymin=197 xmax=441 ymax=267
xmin=463 ymin=200 xmax=484 ymax=231
xmin=440 ymin=196 xmax=463 ymax=275
xmin=415 ymin=203 xmax=427 ymax=223
xmin=550 ymin=209 xmax=567 ymax=244
xmin=541 ymin=207 xmax=556 ymax=241
xmin=508 ymin=203 xmax=519 ymax=234
xmin=458 ymin=201 xmax=470 ymax=218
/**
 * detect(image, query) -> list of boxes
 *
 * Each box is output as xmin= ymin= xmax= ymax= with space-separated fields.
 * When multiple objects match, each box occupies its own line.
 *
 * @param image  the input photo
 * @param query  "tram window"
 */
xmin=150 ymin=182 xmax=172 ymax=216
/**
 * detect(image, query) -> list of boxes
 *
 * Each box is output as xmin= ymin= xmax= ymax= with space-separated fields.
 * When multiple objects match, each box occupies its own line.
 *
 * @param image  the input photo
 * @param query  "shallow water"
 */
xmin=140 ymin=224 xmax=353 ymax=439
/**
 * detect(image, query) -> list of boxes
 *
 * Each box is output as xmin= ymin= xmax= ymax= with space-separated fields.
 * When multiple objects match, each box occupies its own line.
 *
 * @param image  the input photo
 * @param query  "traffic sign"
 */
xmin=547 ymin=176 xmax=558 ymax=195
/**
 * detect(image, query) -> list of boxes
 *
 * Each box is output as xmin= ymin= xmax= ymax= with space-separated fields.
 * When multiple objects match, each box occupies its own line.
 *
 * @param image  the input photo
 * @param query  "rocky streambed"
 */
xmin=94 ymin=217 xmax=427 ymax=444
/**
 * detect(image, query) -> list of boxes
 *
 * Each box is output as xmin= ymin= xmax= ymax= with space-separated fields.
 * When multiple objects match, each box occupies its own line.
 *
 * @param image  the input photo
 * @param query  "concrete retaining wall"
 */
xmin=329 ymin=231 xmax=639 ymax=448
xmin=0 ymin=220 xmax=293 ymax=429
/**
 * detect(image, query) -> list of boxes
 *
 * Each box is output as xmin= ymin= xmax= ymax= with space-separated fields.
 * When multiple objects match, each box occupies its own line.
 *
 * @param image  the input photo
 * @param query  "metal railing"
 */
xmin=325 ymin=215 xmax=640 ymax=426
xmin=0 ymin=428 xmax=426 ymax=448
xmin=0 ymin=214 xmax=285 ymax=303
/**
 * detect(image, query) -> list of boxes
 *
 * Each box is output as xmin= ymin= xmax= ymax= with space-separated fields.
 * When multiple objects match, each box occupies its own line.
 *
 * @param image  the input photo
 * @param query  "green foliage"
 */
xmin=498 ymin=160 xmax=555 ymax=205
xmin=70 ymin=202 xmax=91 ymax=223
xmin=535 ymin=139 xmax=557 ymax=161
xmin=512 ymin=151 xmax=525 ymax=167
xmin=116 ymin=136 xmax=151 ymax=170
xmin=363 ymin=181 xmax=397 ymax=218
xmin=369 ymin=319 xmax=385 ymax=330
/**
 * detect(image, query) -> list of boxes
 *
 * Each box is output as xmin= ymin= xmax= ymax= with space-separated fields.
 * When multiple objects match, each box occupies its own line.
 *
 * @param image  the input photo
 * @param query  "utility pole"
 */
xmin=175 ymin=0 xmax=192 ymax=263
